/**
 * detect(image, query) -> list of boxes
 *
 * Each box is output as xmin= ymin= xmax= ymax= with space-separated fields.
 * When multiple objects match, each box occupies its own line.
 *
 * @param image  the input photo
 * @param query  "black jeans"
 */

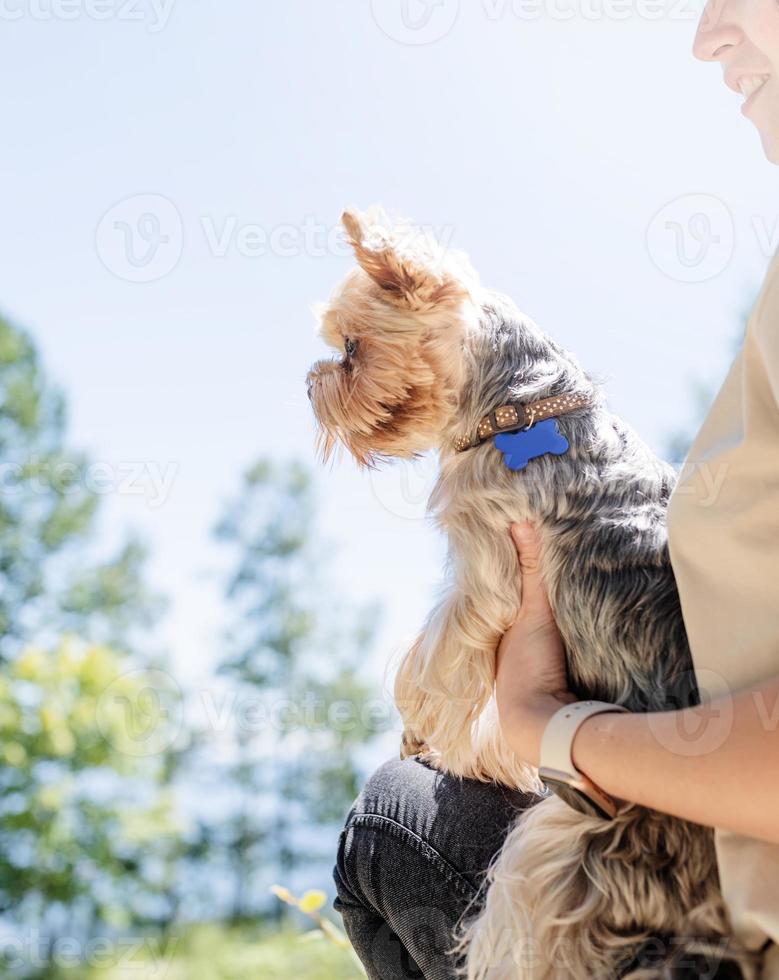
xmin=332 ymin=756 xmax=749 ymax=980
xmin=332 ymin=754 xmax=541 ymax=980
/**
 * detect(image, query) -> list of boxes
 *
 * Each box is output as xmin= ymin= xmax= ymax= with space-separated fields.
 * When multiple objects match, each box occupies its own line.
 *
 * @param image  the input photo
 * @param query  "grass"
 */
xmin=48 ymin=923 xmax=365 ymax=980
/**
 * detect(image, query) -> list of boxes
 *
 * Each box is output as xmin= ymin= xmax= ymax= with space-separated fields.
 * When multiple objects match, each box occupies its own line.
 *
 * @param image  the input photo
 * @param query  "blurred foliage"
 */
xmin=0 ymin=316 xmax=380 ymax=976
xmin=0 ymin=316 xmax=161 ymax=659
xmin=0 ymin=316 xmax=179 ymax=975
xmin=0 ymin=638 xmax=183 ymax=976
xmin=271 ymin=883 xmax=365 ymax=973
xmin=44 ymin=923 xmax=364 ymax=980
xmin=204 ymin=458 xmax=384 ymax=922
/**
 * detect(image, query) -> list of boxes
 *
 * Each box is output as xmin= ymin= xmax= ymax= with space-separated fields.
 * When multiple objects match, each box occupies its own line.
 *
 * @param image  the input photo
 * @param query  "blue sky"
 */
xmin=0 ymin=1 xmax=777 ymax=739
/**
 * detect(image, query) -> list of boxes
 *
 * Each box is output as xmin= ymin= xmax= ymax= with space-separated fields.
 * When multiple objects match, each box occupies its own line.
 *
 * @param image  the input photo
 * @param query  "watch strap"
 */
xmin=540 ymin=700 xmax=629 ymax=777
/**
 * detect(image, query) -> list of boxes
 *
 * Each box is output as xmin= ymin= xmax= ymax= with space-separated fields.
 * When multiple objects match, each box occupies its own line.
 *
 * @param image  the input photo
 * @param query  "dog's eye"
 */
xmin=344 ymin=337 xmax=358 ymax=358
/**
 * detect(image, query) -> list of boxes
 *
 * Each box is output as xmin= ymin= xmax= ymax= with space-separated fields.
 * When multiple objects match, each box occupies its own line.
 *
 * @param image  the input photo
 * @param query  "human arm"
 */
xmin=497 ymin=522 xmax=779 ymax=844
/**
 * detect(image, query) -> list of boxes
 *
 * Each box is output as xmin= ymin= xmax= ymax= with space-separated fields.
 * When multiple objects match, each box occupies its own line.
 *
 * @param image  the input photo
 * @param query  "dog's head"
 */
xmin=305 ymin=208 xmax=480 ymax=467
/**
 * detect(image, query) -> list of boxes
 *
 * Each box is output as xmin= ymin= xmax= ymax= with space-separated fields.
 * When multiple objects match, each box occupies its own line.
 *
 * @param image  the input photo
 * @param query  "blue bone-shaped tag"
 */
xmin=494 ymin=418 xmax=570 ymax=471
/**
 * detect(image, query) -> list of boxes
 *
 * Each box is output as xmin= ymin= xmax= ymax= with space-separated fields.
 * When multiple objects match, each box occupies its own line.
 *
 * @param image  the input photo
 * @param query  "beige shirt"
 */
xmin=667 ymin=247 xmax=779 ymax=976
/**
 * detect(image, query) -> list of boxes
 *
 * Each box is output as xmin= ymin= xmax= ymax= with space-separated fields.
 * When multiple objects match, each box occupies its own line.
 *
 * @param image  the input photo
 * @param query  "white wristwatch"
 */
xmin=538 ymin=700 xmax=629 ymax=820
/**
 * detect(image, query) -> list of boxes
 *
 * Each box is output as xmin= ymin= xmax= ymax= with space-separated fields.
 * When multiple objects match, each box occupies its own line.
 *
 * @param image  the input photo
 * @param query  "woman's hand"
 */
xmin=494 ymin=523 xmax=779 ymax=842
xmin=495 ymin=521 xmax=577 ymax=766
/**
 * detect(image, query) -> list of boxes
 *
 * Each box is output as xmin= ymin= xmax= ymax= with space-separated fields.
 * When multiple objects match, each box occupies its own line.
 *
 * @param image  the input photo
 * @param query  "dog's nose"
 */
xmin=305 ymin=374 xmax=314 ymax=401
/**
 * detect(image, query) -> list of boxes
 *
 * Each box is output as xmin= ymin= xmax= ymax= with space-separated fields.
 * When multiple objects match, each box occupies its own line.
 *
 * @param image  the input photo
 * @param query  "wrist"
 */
xmin=570 ymin=708 xmax=629 ymax=799
xmin=538 ymin=700 xmax=631 ymax=819
xmin=570 ymin=711 xmax=602 ymax=773
xmin=503 ymin=692 xmax=576 ymax=767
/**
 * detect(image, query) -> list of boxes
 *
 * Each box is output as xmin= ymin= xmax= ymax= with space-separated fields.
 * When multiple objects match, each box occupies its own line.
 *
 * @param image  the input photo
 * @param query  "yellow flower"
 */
xmin=269 ymin=884 xmax=296 ymax=906
xmin=299 ymin=890 xmax=327 ymax=914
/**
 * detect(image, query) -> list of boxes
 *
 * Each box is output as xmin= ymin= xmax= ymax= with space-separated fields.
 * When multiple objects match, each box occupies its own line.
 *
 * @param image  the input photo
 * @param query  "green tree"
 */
xmin=0 ymin=638 xmax=182 ymax=977
xmin=211 ymin=459 xmax=384 ymax=922
xmin=0 ymin=314 xmax=178 ymax=973
xmin=0 ymin=316 xmax=159 ymax=659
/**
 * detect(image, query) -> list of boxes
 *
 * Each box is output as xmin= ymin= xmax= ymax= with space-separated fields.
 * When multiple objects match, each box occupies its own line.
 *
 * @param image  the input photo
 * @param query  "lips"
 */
xmin=738 ymin=75 xmax=770 ymax=117
xmin=737 ymin=74 xmax=770 ymax=99
xmin=723 ymin=70 xmax=772 ymax=119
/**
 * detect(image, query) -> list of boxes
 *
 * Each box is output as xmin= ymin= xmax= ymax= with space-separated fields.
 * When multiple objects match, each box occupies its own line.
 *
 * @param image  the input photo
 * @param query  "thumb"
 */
xmin=511 ymin=521 xmax=542 ymax=575
xmin=511 ymin=521 xmax=549 ymax=613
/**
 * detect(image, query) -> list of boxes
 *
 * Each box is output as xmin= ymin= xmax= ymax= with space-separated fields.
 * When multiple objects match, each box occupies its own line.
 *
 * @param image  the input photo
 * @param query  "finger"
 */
xmin=511 ymin=521 xmax=542 ymax=576
xmin=511 ymin=522 xmax=552 ymax=617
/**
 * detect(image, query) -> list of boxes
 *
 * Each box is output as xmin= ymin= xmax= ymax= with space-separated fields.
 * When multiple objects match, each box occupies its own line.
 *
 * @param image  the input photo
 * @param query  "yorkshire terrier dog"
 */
xmin=305 ymin=208 xmax=757 ymax=980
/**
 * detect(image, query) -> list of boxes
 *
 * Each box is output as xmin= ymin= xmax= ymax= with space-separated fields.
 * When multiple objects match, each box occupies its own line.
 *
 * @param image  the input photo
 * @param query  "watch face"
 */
xmin=540 ymin=776 xmax=615 ymax=821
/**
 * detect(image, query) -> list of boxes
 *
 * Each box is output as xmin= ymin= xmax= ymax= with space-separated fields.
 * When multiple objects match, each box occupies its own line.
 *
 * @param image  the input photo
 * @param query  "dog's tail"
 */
xmin=451 ymin=795 xmax=756 ymax=980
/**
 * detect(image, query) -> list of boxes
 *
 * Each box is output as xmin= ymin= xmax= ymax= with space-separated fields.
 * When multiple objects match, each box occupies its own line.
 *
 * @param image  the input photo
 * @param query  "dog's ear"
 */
xmin=341 ymin=207 xmax=468 ymax=310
